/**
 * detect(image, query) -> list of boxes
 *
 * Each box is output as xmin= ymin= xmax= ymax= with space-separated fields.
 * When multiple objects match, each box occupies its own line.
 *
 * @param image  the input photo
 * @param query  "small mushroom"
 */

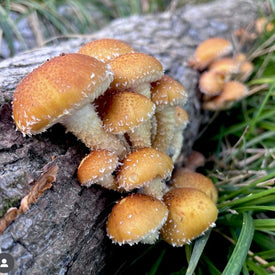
xmin=199 ymin=70 xmax=225 ymax=98
xmin=102 ymin=91 xmax=156 ymax=148
xmin=109 ymin=52 xmax=163 ymax=98
xmin=169 ymin=106 xmax=189 ymax=162
xmin=189 ymin=37 xmax=233 ymax=70
xmin=77 ymin=149 xmax=119 ymax=190
xmin=13 ymin=53 xmax=127 ymax=158
xmin=209 ymin=57 xmax=240 ymax=77
xmin=203 ymin=80 xmax=248 ymax=110
xmin=171 ymin=171 xmax=218 ymax=203
xmin=78 ymin=38 xmax=136 ymax=63
xmin=106 ymin=193 xmax=168 ymax=245
xmin=116 ymin=147 xmax=173 ymax=199
xmin=160 ymin=187 xmax=218 ymax=247
xmin=238 ymin=60 xmax=254 ymax=82
xmin=151 ymin=75 xmax=188 ymax=154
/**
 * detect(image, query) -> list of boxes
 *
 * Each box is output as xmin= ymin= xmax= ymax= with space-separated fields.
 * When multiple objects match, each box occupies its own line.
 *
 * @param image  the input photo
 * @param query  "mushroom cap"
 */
xmin=171 ymin=171 xmax=218 ymax=203
xmin=151 ymin=75 xmax=188 ymax=108
xmin=238 ymin=61 xmax=254 ymax=81
xmin=78 ymin=38 xmax=136 ymax=63
xmin=102 ymin=91 xmax=155 ymax=134
xmin=13 ymin=53 xmax=113 ymax=135
xmin=209 ymin=57 xmax=240 ymax=75
xmin=109 ymin=52 xmax=163 ymax=91
xmin=174 ymin=106 xmax=189 ymax=129
xmin=77 ymin=149 xmax=118 ymax=186
xmin=189 ymin=37 xmax=232 ymax=70
xmin=106 ymin=193 xmax=168 ymax=245
xmin=161 ymin=188 xmax=218 ymax=247
xmin=117 ymin=147 xmax=173 ymax=191
xmin=217 ymin=80 xmax=248 ymax=102
xmin=199 ymin=71 xmax=225 ymax=96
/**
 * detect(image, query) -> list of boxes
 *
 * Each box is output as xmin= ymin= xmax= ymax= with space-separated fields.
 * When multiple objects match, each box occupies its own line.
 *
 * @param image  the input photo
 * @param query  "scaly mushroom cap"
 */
xmin=161 ymin=188 xmax=218 ymax=247
xmin=78 ymin=38 xmax=136 ymax=63
xmin=106 ymin=193 xmax=168 ymax=245
xmin=109 ymin=52 xmax=163 ymax=91
xmin=171 ymin=171 xmax=218 ymax=203
xmin=13 ymin=53 xmax=113 ymax=135
xmin=77 ymin=149 xmax=118 ymax=187
xmin=209 ymin=57 xmax=240 ymax=75
xmin=199 ymin=71 xmax=225 ymax=96
xmin=117 ymin=147 xmax=173 ymax=191
xmin=189 ymin=37 xmax=232 ymax=70
xmin=102 ymin=91 xmax=155 ymax=134
xmin=151 ymin=75 xmax=188 ymax=108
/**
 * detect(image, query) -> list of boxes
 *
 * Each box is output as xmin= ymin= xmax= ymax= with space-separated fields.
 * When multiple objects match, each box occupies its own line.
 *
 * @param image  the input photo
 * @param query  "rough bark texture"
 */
xmin=0 ymin=0 xmax=260 ymax=274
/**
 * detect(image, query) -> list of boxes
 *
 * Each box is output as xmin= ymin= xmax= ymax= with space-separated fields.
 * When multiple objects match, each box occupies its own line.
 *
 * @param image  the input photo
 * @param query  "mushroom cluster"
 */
xmin=12 ymin=38 xmax=218 ymax=247
xmin=189 ymin=37 xmax=254 ymax=110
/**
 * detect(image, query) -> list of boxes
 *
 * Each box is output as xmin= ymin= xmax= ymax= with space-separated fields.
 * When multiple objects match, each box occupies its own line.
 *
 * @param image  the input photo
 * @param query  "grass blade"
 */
xmin=222 ymin=213 xmax=254 ymax=275
xmin=186 ymin=230 xmax=211 ymax=275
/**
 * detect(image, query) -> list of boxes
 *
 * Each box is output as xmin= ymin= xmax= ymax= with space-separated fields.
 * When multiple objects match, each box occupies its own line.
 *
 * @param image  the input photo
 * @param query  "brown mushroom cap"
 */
xmin=189 ymin=37 xmax=232 ymax=70
xmin=161 ymin=188 xmax=218 ymax=247
xmin=117 ymin=147 xmax=173 ymax=191
xmin=199 ymin=71 xmax=225 ymax=96
xmin=217 ymin=80 xmax=248 ymax=102
xmin=78 ymin=38 xmax=136 ymax=63
xmin=77 ymin=149 xmax=118 ymax=188
xmin=171 ymin=171 xmax=218 ymax=203
xmin=174 ymin=106 xmax=189 ymax=129
xmin=109 ymin=52 xmax=163 ymax=91
xmin=151 ymin=75 xmax=188 ymax=108
xmin=106 ymin=193 xmax=168 ymax=245
xmin=102 ymin=91 xmax=155 ymax=134
xmin=209 ymin=57 xmax=240 ymax=75
xmin=13 ymin=53 xmax=113 ymax=135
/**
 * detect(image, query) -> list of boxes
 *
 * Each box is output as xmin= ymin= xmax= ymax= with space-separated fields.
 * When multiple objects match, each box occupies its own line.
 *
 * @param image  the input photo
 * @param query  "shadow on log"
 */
xmin=0 ymin=0 xmax=261 ymax=274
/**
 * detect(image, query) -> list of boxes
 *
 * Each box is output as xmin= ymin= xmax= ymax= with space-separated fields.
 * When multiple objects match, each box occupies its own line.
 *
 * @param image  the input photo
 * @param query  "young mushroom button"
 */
xmin=77 ymin=149 xmax=119 ymax=190
xmin=12 ymin=53 xmax=127 ymax=158
xmin=116 ymin=147 xmax=173 ymax=199
xmin=78 ymin=38 xmax=136 ymax=63
xmin=160 ymin=188 xmax=218 ymax=247
xmin=106 ymin=193 xmax=168 ymax=245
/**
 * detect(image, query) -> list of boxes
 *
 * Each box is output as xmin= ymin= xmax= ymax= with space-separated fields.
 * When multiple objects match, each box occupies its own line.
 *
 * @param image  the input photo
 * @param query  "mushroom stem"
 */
xmin=170 ymin=130 xmax=184 ymax=162
xmin=62 ymin=104 xmax=126 ymax=158
xmin=96 ymin=174 xmax=117 ymax=190
xmin=128 ymin=119 xmax=152 ymax=148
xmin=134 ymin=83 xmax=151 ymax=98
xmin=141 ymin=177 xmax=166 ymax=200
xmin=152 ymin=106 xmax=176 ymax=153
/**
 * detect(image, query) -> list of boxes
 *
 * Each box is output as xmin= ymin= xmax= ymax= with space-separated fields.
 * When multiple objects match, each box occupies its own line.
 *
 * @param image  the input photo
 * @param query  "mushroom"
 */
xmin=160 ymin=187 xmax=218 ymax=247
xmin=109 ymin=52 xmax=163 ymax=98
xmin=188 ymin=37 xmax=233 ymax=70
xmin=106 ymin=193 xmax=168 ymax=245
xmin=78 ymin=38 xmax=136 ymax=63
xmin=169 ymin=106 xmax=189 ymax=162
xmin=13 ymin=53 xmax=127 ymax=158
xmin=151 ymin=75 xmax=188 ymax=154
xmin=77 ymin=149 xmax=119 ymax=190
xmin=203 ymin=80 xmax=248 ymax=110
xmin=209 ymin=57 xmax=240 ymax=77
xmin=116 ymin=147 xmax=173 ymax=199
xmin=199 ymin=70 xmax=225 ymax=99
xmin=171 ymin=171 xmax=218 ymax=203
xmin=184 ymin=151 xmax=206 ymax=171
xmin=102 ymin=91 xmax=156 ymax=148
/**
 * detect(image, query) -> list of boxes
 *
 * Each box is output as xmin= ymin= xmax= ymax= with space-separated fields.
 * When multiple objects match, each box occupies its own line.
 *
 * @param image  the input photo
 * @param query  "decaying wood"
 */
xmin=0 ymin=0 xmax=261 ymax=274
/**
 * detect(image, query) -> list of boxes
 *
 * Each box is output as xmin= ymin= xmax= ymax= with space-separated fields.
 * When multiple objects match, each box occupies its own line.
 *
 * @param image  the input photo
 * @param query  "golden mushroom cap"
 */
xmin=199 ymin=70 xmax=225 ymax=96
xmin=161 ymin=188 xmax=218 ymax=247
xmin=13 ymin=53 xmax=113 ymax=135
xmin=151 ymin=75 xmax=188 ymax=108
xmin=209 ymin=57 xmax=240 ymax=75
xmin=218 ymin=80 xmax=248 ymax=102
xmin=117 ymin=147 xmax=173 ymax=191
xmin=106 ymin=193 xmax=168 ymax=245
xmin=109 ymin=52 xmax=163 ymax=91
xmin=102 ymin=91 xmax=155 ymax=134
xmin=77 ymin=149 xmax=118 ymax=186
xmin=171 ymin=171 xmax=218 ymax=203
xmin=78 ymin=38 xmax=136 ymax=63
xmin=189 ymin=37 xmax=232 ymax=70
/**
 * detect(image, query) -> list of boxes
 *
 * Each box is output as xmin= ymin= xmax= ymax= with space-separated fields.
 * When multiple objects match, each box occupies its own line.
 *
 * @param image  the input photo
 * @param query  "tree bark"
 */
xmin=0 ymin=0 xmax=261 ymax=274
